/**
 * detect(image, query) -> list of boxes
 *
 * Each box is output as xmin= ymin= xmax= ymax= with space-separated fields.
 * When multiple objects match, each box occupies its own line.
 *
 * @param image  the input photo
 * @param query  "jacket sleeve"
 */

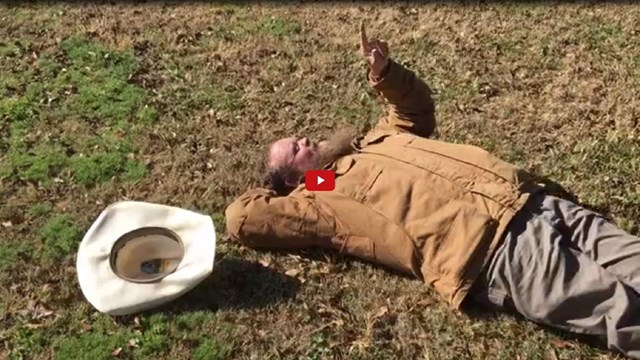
xmin=368 ymin=59 xmax=437 ymax=138
xmin=224 ymin=188 xmax=338 ymax=250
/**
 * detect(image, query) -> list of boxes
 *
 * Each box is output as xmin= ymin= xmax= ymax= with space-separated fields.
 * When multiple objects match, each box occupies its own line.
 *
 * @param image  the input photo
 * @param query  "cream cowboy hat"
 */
xmin=76 ymin=201 xmax=216 ymax=316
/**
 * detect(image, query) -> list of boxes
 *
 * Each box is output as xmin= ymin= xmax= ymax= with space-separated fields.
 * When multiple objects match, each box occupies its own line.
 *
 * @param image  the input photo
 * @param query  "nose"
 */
xmin=300 ymin=137 xmax=310 ymax=146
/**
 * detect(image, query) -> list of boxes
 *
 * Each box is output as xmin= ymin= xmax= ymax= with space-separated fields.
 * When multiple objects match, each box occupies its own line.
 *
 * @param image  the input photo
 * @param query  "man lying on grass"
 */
xmin=225 ymin=24 xmax=640 ymax=358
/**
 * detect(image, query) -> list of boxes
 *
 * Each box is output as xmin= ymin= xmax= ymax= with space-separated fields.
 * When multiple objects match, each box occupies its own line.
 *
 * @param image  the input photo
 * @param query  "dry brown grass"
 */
xmin=0 ymin=3 xmax=638 ymax=359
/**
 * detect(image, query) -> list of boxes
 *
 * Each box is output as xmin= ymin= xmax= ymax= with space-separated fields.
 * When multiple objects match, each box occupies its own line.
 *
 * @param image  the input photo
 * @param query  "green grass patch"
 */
xmin=5 ymin=143 xmax=68 ymax=184
xmin=0 ymin=36 xmax=154 ymax=186
xmin=192 ymin=338 xmax=233 ymax=360
xmin=50 ymin=314 xmax=173 ymax=359
xmin=569 ymin=135 xmax=639 ymax=180
xmin=190 ymin=86 xmax=244 ymax=112
xmin=40 ymin=215 xmax=83 ymax=263
xmin=136 ymin=105 xmax=160 ymax=126
xmin=479 ymin=34 xmax=525 ymax=58
xmin=304 ymin=332 xmax=331 ymax=360
xmin=333 ymin=105 xmax=361 ymax=121
xmin=213 ymin=22 xmax=254 ymax=41
xmin=134 ymin=313 xmax=170 ymax=356
xmin=409 ymin=37 xmax=439 ymax=56
xmin=175 ymin=311 xmax=216 ymax=332
xmin=48 ymin=312 xmax=220 ymax=359
xmin=70 ymin=152 xmax=146 ymax=185
xmin=56 ymin=37 xmax=156 ymax=126
xmin=0 ymin=241 xmax=35 ymax=270
xmin=47 ymin=312 xmax=174 ymax=359
xmin=7 ymin=326 xmax=51 ymax=359
xmin=585 ymin=23 xmax=624 ymax=49
xmin=633 ymin=55 xmax=640 ymax=81
xmin=29 ymin=202 xmax=54 ymax=217
xmin=54 ymin=331 xmax=129 ymax=360
xmin=259 ymin=17 xmax=302 ymax=37
xmin=0 ymin=42 xmax=24 ymax=58
xmin=543 ymin=132 xmax=640 ymax=208
xmin=0 ymin=93 xmax=38 ymax=124
xmin=332 ymin=103 xmax=377 ymax=132
xmin=210 ymin=212 xmax=226 ymax=233
xmin=55 ymin=37 xmax=146 ymax=124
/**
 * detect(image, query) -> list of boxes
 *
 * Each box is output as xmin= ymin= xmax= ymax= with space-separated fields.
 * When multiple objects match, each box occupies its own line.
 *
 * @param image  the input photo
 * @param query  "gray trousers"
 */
xmin=471 ymin=194 xmax=640 ymax=358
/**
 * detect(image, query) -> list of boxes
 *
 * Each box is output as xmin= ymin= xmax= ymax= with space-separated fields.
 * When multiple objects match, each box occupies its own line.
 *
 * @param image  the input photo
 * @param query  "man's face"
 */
xmin=268 ymin=137 xmax=326 ymax=179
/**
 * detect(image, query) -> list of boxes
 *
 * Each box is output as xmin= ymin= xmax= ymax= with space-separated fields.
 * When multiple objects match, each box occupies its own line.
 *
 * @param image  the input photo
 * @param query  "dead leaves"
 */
xmin=284 ymin=268 xmax=301 ymax=277
xmin=107 ymin=338 xmax=140 ymax=357
xmin=283 ymin=263 xmax=336 ymax=283
xmin=133 ymin=315 xmax=142 ymax=330
xmin=258 ymin=252 xmax=339 ymax=285
xmin=33 ymin=306 xmax=54 ymax=320
xmin=258 ymin=257 xmax=272 ymax=268
xmin=308 ymin=263 xmax=335 ymax=276
xmin=127 ymin=338 xmax=140 ymax=348
xmin=24 ymin=322 xmax=45 ymax=329
xmin=306 ymin=304 xmax=350 ymax=340
xmin=350 ymin=304 xmax=396 ymax=353
xmin=79 ymin=320 xmax=92 ymax=333
xmin=550 ymin=338 xmax=577 ymax=349
xmin=108 ymin=329 xmax=140 ymax=357
xmin=22 ymin=303 xmax=55 ymax=329
xmin=40 ymin=283 xmax=55 ymax=294
xmin=372 ymin=306 xmax=389 ymax=319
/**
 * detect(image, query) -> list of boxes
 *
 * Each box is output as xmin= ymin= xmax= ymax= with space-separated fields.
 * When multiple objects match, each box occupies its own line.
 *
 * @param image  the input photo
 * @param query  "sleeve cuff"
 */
xmin=367 ymin=60 xmax=401 ymax=91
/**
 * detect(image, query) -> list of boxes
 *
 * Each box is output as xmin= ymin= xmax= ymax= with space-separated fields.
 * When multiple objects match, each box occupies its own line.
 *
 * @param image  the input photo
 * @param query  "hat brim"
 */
xmin=76 ymin=201 xmax=216 ymax=316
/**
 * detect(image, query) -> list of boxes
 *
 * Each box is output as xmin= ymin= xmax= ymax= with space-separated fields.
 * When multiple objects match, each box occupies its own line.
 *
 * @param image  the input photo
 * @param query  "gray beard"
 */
xmin=313 ymin=128 xmax=357 ymax=168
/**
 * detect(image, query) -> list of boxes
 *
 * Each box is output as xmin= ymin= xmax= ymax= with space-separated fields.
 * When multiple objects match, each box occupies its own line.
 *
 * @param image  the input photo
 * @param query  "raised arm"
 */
xmin=224 ymin=188 xmax=338 ymax=250
xmin=360 ymin=24 xmax=436 ymax=138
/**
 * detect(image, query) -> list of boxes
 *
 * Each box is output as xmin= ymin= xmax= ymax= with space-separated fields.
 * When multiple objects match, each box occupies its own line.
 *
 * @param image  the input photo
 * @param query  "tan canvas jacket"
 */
xmin=225 ymin=60 xmax=546 ymax=308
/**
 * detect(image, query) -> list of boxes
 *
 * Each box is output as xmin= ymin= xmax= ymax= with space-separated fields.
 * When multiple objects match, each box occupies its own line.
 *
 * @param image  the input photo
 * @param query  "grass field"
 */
xmin=1 ymin=3 xmax=639 ymax=359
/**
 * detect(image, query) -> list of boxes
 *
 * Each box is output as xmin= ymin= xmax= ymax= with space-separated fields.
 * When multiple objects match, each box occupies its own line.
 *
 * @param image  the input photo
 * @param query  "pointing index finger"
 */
xmin=360 ymin=22 xmax=370 ymax=52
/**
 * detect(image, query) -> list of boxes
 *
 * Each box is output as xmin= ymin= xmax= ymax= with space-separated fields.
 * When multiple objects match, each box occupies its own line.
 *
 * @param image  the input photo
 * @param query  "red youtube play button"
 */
xmin=305 ymin=170 xmax=335 ymax=191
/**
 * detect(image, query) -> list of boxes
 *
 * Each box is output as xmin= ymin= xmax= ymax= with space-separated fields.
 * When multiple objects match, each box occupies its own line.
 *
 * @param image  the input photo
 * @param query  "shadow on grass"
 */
xmin=137 ymin=256 xmax=301 ymax=316
xmin=465 ymin=298 xmax=615 ymax=355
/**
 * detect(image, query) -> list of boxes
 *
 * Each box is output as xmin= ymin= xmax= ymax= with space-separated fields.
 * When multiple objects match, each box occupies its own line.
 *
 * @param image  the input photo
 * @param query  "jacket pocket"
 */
xmin=332 ymin=157 xmax=384 ymax=204
xmin=420 ymin=201 xmax=498 ymax=282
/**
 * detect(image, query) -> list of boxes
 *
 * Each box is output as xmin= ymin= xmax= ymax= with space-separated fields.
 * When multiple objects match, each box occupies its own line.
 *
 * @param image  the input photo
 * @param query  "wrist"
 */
xmin=371 ymin=61 xmax=391 ymax=80
xmin=369 ymin=60 xmax=392 ymax=82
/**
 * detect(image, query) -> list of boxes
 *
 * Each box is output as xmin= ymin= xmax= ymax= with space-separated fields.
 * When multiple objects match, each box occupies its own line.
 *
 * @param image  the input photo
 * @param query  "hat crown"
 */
xmin=110 ymin=227 xmax=185 ymax=283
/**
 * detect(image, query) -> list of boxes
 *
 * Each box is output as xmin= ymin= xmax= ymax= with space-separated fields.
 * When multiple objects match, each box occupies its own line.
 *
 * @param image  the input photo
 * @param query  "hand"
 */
xmin=360 ymin=22 xmax=390 ymax=78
